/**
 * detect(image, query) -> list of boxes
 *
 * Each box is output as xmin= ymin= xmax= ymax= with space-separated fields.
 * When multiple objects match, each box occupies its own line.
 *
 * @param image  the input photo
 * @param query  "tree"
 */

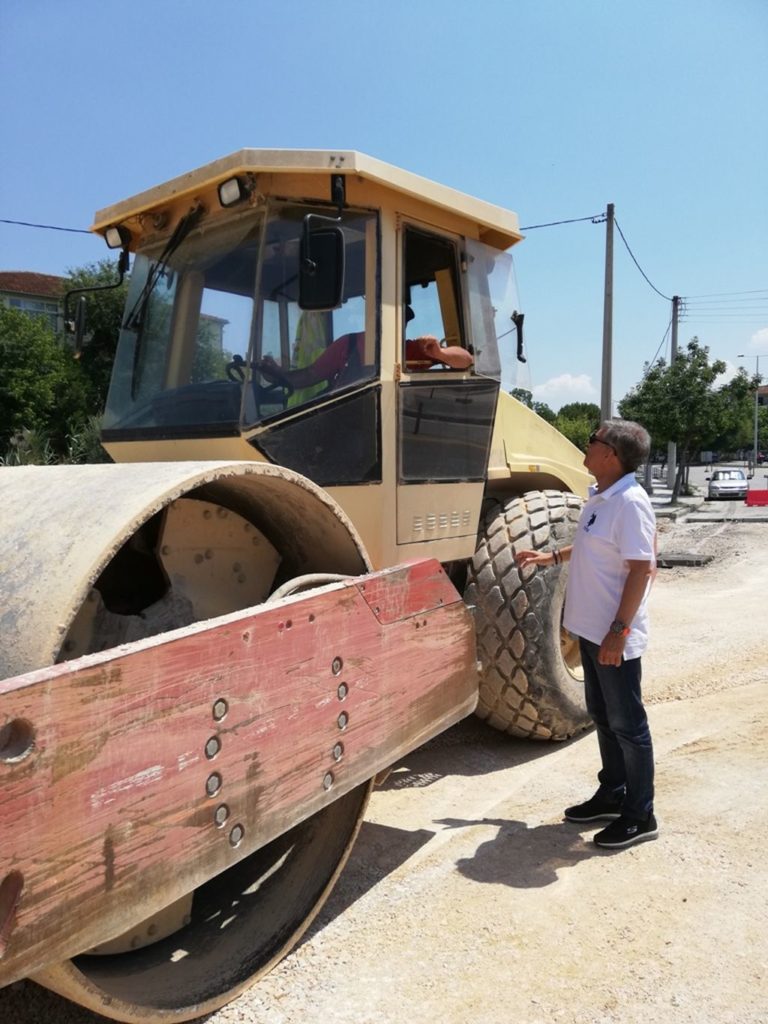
xmin=710 ymin=371 xmax=758 ymax=455
xmin=618 ymin=338 xmax=753 ymax=500
xmin=557 ymin=401 xmax=601 ymax=423
xmin=532 ymin=401 xmax=557 ymax=424
xmin=554 ymin=414 xmax=593 ymax=450
xmin=510 ymin=388 xmax=557 ymax=424
xmin=552 ymin=402 xmax=599 ymax=449
xmin=0 ymin=305 xmax=90 ymax=454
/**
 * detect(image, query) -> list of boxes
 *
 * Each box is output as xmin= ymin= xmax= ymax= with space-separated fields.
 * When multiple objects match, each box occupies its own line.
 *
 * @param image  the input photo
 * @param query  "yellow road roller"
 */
xmin=0 ymin=150 xmax=591 ymax=1021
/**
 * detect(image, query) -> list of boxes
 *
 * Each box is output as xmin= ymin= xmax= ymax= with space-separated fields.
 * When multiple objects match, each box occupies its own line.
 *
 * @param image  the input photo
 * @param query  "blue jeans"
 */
xmin=579 ymin=638 xmax=655 ymax=820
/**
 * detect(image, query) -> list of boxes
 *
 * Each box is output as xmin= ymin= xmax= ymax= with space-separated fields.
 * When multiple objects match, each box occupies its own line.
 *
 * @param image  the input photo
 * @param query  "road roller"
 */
xmin=0 ymin=150 xmax=592 ymax=1021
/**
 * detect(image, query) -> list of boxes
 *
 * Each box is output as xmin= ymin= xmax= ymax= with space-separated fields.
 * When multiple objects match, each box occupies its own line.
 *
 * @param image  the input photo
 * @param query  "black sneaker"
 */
xmin=593 ymin=813 xmax=658 ymax=849
xmin=564 ymin=795 xmax=622 ymax=823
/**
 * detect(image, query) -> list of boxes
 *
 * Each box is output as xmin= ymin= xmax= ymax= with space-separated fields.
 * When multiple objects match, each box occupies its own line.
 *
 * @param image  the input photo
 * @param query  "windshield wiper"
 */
xmin=125 ymin=205 xmax=204 ymax=332
xmin=127 ymin=205 xmax=205 ymax=399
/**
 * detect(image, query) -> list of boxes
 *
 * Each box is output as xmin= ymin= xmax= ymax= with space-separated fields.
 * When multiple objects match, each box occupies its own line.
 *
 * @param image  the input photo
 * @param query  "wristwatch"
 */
xmin=609 ymin=619 xmax=631 ymax=637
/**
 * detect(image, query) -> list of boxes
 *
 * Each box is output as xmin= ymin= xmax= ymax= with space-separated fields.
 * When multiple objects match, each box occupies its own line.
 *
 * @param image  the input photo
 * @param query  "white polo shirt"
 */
xmin=563 ymin=472 xmax=656 ymax=659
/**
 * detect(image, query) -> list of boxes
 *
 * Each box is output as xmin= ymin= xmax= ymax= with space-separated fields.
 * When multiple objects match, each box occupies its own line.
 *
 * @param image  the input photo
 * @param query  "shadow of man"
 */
xmin=436 ymin=817 xmax=603 ymax=888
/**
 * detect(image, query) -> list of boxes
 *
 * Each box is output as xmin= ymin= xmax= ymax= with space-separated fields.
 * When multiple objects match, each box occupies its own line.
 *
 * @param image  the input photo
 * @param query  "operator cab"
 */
xmin=96 ymin=150 xmax=531 ymax=517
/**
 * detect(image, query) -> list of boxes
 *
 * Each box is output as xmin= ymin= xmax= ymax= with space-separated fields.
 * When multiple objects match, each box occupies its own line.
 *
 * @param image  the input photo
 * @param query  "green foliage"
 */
xmin=0 ymin=305 xmax=91 ymax=453
xmin=191 ymin=319 xmax=232 ymax=382
xmin=509 ymin=388 xmax=557 ymax=424
xmin=1 ymin=418 xmax=110 ymax=466
xmin=0 ymin=258 xmax=127 ymax=464
xmin=557 ymin=401 xmax=601 ymax=424
xmin=554 ymin=415 xmax=593 ymax=449
xmin=510 ymin=387 xmax=533 ymax=407
xmin=532 ymin=401 xmax=557 ymax=424
xmin=618 ymin=338 xmax=755 ymax=497
xmin=710 ymin=371 xmax=759 ymax=453
xmin=63 ymin=416 xmax=111 ymax=464
xmin=0 ymin=427 xmax=56 ymax=465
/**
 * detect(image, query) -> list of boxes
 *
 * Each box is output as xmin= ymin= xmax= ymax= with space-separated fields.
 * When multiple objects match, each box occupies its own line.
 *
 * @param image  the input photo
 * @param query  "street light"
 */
xmin=736 ymin=352 xmax=767 ymax=471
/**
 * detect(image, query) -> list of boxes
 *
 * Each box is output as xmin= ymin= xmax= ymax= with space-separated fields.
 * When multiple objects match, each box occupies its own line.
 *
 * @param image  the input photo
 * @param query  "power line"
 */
xmin=613 ymin=217 xmax=672 ymax=301
xmin=683 ymin=295 xmax=768 ymax=303
xmin=0 ymin=217 xmax=92 ymax=235
xmin=682 ymin=304 xmax=768 ymax=311
xmin=644 ymin=318 xmax=672 ymax=373
xmin=682 ymin=298 xmax=768 ymax=308
xmin=682 ymin=288 xmax=768 ymax=298
xmin=520 ymin=213 xmax=605 ymax=230
xmin=680 ymin=316 xmax=768 ymax=323
xmin=681 ymin=308 xmax=768 ymax=315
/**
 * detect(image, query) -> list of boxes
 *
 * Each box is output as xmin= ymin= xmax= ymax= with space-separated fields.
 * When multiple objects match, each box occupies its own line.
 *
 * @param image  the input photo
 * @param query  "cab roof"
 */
xmin=92 ymin=148 xmax=523 ymax=251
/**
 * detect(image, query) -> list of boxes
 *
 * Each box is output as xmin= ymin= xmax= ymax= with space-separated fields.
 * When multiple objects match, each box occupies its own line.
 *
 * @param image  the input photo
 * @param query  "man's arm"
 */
xmin=257 ymin=334 xmax=354 ymax=389
xmin=407 ymin=335 xmax=474 ymax=370
xmin=515 ymin=544 xmax=572 ymax=569
xmin=598 ymin=558 xmax=654 ymax=666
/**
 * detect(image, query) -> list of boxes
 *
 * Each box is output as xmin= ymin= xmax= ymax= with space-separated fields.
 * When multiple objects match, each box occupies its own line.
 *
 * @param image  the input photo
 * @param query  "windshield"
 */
xmin=245 ymin=206 xmax=377 ymax=423
xmin=103 ymin=203 xmax=378 ymax=437
xmin=103 ymin=213 xmax=261 ymax=433
xmin=464 ymin=238 xmax=522 ymax=391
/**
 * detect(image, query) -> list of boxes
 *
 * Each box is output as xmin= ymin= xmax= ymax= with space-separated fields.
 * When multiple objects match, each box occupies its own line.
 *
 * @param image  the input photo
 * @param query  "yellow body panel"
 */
xmin=488 ymin=391 xmax=592 ymax=498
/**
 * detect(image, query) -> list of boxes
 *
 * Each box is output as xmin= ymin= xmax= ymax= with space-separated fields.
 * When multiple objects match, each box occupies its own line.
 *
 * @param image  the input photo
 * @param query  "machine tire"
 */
xmin=464 ymin=489 xmax=590 ymax=741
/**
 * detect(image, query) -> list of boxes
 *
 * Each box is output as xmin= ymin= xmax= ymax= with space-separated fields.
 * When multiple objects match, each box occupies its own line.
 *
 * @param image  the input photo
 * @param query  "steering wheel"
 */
xmin=225 ymin=354 xmax=294 ymax=400
xmin=226 ymin=354 xmax=247 ymax=383
xmin=253 ymin=357 xmax=295 ymax=400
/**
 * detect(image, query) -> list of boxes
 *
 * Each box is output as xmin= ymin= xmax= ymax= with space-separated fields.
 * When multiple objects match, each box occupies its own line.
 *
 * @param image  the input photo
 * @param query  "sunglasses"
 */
xmin=588 ymin=431 xmax=616 ymax=453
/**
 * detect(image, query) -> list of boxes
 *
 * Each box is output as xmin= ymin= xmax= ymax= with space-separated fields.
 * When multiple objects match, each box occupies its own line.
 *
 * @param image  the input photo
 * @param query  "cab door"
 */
xmin=396 ymin=225 xmax=499 ymax=555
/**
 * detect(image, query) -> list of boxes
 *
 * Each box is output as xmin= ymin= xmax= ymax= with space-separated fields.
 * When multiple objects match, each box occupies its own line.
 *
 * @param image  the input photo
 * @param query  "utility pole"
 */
xmin=666 ymin=295 xmax=680 ymax=489
xmin=600 ymin=203 xmax=614 ymax=422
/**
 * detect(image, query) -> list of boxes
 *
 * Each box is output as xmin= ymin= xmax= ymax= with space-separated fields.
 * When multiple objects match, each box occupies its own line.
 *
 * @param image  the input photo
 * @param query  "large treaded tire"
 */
xmin=465 ymin=489 xmax=590 ymax=741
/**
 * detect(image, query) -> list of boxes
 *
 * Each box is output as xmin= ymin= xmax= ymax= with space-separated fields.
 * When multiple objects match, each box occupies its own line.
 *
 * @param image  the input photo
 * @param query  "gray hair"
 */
xmin=601 ymin=419 xmax=650 ymax=473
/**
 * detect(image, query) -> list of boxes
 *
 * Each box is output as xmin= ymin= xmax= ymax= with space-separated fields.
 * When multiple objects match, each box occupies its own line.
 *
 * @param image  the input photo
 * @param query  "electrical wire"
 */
xmin=613 ymin=217 xmax=672 ymax=301
xmin=644 ymin=319 xmax=672 ymax=374
xmin=680 ymin=291 xmax=768 ymax=323
xmin=519 ymin=213 xmax=605 ymax=230
xmin=682 ymin=288 xmax=768 ymax=298
xmin=0 ymin=217 xmax=91 ymax=235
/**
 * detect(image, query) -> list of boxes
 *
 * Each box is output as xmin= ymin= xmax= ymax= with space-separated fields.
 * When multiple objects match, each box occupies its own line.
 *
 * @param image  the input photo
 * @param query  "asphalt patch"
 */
xmin=656 ymin=551 xmax=715 ymax=567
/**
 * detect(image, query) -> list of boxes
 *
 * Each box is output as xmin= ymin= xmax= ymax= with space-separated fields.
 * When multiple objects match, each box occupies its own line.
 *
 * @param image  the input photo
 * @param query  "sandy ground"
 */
xmin=2 ymin=519 xmax=766 ymax=1024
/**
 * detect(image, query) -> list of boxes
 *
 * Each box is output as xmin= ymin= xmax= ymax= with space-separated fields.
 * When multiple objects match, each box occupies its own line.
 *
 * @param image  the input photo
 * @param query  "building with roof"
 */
xmin=0 ymin=271 xmax=66 ymax=332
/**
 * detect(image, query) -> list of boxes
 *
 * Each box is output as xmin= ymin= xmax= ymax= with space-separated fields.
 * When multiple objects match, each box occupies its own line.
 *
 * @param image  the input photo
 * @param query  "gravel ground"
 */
xmin=2 ymin=519 xmax=766 ymax=1024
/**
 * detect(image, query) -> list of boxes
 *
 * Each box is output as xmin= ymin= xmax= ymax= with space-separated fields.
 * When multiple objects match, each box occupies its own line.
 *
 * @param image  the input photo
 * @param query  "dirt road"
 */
xmin=2 ymin=520 xmax=766 ymax=1024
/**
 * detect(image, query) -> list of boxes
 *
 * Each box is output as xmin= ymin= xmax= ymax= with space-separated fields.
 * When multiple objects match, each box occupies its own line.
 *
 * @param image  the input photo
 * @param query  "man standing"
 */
xmin=515 ymin=420 xmax=657 ymax=849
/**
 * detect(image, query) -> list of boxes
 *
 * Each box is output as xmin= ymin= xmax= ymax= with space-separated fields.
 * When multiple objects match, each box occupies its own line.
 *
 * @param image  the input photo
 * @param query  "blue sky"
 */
xmin=2 ymin=0 xmax=766 ymax=411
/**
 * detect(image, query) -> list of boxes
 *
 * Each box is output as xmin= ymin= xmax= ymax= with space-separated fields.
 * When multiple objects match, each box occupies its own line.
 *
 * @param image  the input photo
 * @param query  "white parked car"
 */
xmin=706 ymin=468 xmax=748 ymax=500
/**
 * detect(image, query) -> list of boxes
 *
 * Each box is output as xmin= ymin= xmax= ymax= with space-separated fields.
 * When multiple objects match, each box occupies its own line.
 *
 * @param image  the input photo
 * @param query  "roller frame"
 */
xmin=0 ymin=556 xmax=477 ymax=990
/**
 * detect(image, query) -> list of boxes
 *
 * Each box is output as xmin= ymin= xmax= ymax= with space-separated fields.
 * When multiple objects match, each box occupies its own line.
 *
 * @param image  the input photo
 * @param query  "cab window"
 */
xmin=402 ymin=227 xmax=467 ymax=367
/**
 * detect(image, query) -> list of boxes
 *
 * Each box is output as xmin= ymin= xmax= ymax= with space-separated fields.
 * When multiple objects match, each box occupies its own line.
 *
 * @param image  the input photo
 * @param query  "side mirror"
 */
xmin=512 ymin=310 xmax=526 ymax=363
xmin=299 ymin=216 xmax=345 ymax=311
xmin=63 ymin=247 xmax=130 ymax=354
xmin=74 ymin=296 xmax=87 ymax=352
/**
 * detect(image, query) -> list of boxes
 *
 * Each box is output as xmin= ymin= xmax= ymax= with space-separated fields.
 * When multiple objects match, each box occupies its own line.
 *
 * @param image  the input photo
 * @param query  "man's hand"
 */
xmin=256 ymin=355 xmax=288 ymax=385
xmin=598 ymin=631 xmax=627 ymax=667
xmin=417 ymin=335 xmax=443 ymax=361
xmin=412 ymin=335 xmax=474 ymax=369
xmin=515 ymin=548 xmax=551 ymax=569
